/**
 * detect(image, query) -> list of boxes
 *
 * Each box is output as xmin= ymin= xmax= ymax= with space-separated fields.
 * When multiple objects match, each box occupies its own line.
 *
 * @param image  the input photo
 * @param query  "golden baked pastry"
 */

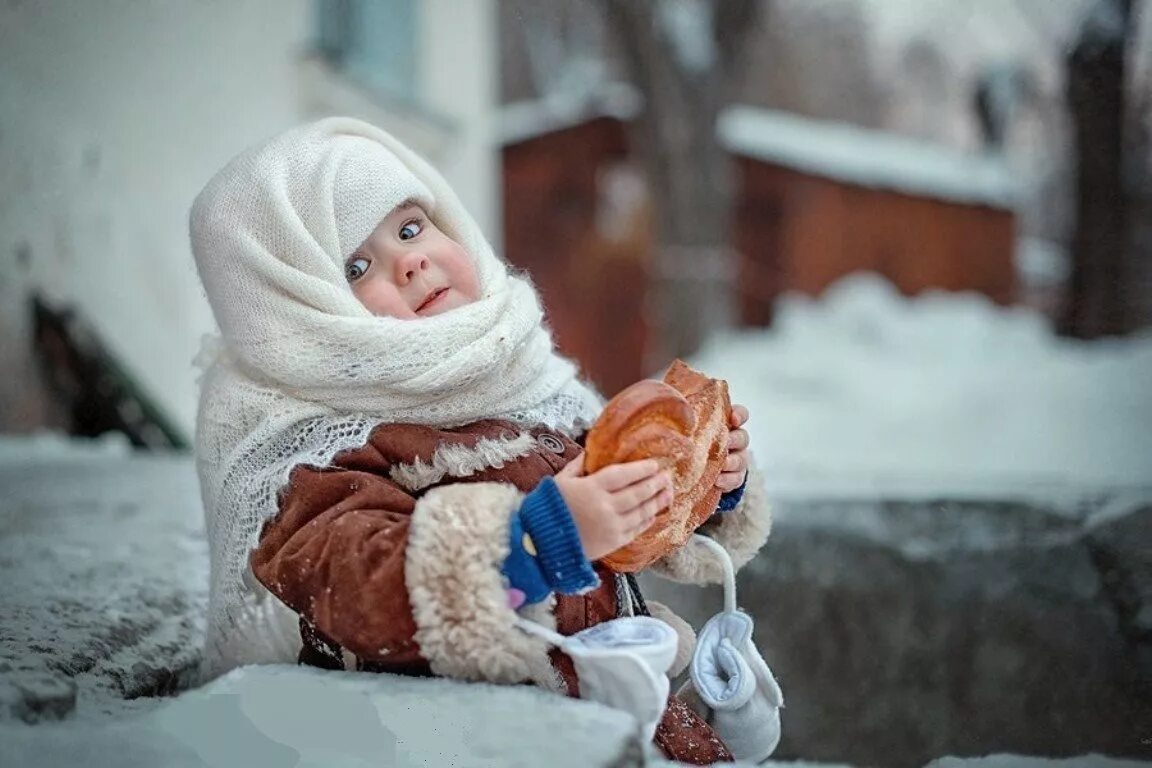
xmin=584 ymin=360 xmax=731 ymax=572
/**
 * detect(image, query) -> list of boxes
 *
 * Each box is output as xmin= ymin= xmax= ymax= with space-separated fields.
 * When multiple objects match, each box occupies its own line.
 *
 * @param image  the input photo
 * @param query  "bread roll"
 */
xmin=584 ymin=360 xmax=731 ymax=572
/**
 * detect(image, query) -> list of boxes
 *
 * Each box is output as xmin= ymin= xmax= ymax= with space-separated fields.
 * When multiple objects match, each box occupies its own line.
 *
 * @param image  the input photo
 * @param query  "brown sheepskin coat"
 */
xmin=249 ymin=418 xmax=773 ymax=764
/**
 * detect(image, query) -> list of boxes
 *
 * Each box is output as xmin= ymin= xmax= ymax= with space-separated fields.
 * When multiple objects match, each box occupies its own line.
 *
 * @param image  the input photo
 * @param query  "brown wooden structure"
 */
xmin=502 ymin=116 xmax=652 ymax=396
xmin=733 ymin=158 xmax=1016 ymax=327
xmin=501 ymin=107 xmax=1017 ymax=395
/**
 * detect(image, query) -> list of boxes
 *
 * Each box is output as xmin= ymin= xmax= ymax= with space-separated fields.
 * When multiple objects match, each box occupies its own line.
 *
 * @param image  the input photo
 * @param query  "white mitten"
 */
xmin=517 ymin=615 xmax=678 ymax=743
xmin=686 ymin=612 xmax=787 ymax=764
xmin=677 ymin=533 xmax=784 ymax=764
xmin=689 ymin=609 xmax=783 ymax=763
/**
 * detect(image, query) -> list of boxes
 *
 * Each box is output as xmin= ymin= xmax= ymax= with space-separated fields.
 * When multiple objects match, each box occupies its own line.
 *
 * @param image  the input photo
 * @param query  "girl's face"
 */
xmin=345 ymin=202 xmax=481 ymax=318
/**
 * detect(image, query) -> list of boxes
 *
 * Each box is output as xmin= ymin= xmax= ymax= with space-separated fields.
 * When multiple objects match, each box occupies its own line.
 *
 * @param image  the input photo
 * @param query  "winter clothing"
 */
xmin=189 ymin=117 xmax=602 ymax=680
xmin=501 ymin=477 xmax=600 ymax=605
xmin=248 ymin=416 xmax=773 ymax=763
xmin=503 ymin=478 xmax=748 ymax=606
xmin=190 ymin=116 xmax=775 ymax=765
xmin=515 ymin=477 xmax=601 ymax=595
xmin=679 ymin=533 xmax=784 ymax=763
xmin=517 ymin=614 xmax=680 ymax=745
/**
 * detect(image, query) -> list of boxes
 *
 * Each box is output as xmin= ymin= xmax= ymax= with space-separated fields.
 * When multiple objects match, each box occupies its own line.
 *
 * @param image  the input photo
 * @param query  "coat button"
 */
xmin=537 ymin=433 xmax=566 ymax=454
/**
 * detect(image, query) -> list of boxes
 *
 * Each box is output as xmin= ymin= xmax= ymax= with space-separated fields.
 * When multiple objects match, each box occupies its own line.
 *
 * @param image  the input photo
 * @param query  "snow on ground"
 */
xmin=689 ymin=273 xmax=1152 ymax=497
xmin=0 ymin=450 xmax=207 ymax=720
xmin=4 ymin=656 xmax=1144 ymax=766
xmin=0 ymin=429 xmax=131 ymax=463
xmin=0 ymin=665 xmax=644 ymax=768
xmin=925 ymin=758 xmax=1152 ymax=768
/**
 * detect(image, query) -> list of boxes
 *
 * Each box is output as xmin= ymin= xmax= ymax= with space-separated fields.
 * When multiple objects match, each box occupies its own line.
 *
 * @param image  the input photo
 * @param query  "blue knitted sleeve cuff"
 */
xmin=501 ymin=512 xmax=552 ymax=605
xmin=519 ymin=477 xmax=599 ymax=595
xmin=716 ymin=473 xmax=748 ymax=513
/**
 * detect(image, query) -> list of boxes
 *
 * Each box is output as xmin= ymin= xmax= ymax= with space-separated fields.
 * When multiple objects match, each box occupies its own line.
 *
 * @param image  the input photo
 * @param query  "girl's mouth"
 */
xmin=416 ymin=287 xmax=449 ymax=313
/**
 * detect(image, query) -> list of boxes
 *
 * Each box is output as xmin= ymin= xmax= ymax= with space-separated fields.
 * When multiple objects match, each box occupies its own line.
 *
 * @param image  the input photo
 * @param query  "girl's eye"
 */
xmin=345 ymin=256 xmax=370 ymax=282
xmin=399 ymin=219 xmax=423 ymax=241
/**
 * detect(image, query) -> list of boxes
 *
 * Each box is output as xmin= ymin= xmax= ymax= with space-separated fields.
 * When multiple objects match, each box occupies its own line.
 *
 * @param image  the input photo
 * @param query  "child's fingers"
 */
xmin=558 ymin=452 xmax=585 ymax=477
xmin=625 ymin=508 xmax=660 ymax=540
xmin=595 ymin=459 xmax=661 ymax=491
xmin=611 ymin=471 xmax=673 ymax=512
xmin=724 ymin=450 xmax=747 ymax=473
xmin=715 ymin=470 xmax=745 ymax=492
xmin=622 ymin=489 xmax=672 ymax=537
xmin=729 ymin=404 xmax=749 ymax=429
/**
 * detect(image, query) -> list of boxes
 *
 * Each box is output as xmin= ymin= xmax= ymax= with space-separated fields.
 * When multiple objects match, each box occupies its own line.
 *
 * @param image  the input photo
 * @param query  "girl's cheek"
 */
xmin=442 ymin=243 xmax=478 ymax=297
xmin=459 ymin=257 xmax=482 ymax=300
xmin=355 ymin=282 xmax=406 ymax=318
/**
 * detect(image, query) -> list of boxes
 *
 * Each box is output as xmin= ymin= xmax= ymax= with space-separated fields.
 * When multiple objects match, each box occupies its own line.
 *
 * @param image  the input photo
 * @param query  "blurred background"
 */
xmin=1 ymin=1 xmax=1150 ymax=766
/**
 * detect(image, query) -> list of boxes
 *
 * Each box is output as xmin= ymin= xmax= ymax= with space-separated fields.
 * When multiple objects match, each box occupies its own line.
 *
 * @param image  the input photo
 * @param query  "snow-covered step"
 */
xmin=0 ymin=439 xmax=207 ymax=722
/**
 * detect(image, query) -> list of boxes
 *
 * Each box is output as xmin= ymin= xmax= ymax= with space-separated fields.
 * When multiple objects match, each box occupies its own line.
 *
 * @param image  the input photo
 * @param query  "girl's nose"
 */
xmin=394 ymin=251 xmax=429 ymax=285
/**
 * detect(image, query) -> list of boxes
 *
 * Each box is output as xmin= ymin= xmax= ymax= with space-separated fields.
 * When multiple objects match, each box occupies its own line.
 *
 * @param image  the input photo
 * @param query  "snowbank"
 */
xmin=690 ymin=273 xmax=1152 ymax=496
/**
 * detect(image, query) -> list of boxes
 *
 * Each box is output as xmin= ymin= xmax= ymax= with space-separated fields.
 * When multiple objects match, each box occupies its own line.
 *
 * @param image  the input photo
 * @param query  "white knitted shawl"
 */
xmin=190 ymin=117 xmax=602 ymax=679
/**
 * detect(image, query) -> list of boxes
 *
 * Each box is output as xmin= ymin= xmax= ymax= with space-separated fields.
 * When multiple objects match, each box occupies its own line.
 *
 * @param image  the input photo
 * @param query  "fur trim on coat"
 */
xmin=405 ymin=481 xmax=564 ymax=691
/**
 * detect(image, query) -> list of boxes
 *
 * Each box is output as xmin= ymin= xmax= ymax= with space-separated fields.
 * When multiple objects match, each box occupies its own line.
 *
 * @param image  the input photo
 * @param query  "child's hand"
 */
xmin=716 ymin=404 xmax=750 ymax=493
xmin=554 ymin=454 xmax=674 ymax=562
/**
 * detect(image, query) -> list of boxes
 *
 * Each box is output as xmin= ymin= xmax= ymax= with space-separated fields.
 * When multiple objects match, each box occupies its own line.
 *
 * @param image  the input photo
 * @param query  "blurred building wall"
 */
xmin=0 ymin=0 xmax=499 ymax=440
xmin=301 ymin=0 xmax=501 ymax=238
xmin=421 ymin=0 xmax=501 ymax=244
xmin=0 ymin=0 xmax=311 ymax=438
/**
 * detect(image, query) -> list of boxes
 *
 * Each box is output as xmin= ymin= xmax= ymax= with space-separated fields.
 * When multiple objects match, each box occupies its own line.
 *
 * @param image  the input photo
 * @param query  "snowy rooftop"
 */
xmin=718 ymin=106 xmax=1017 ymax=208
xmin=497 ymin=87 xmax=1016 ymax=209
xmin=497 ymin=83 xmax=641 ymax=147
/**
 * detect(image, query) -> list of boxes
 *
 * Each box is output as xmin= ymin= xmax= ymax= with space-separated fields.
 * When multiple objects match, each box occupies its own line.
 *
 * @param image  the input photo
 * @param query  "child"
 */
xmin=190 ymin=117 xmax=772 ymax=764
